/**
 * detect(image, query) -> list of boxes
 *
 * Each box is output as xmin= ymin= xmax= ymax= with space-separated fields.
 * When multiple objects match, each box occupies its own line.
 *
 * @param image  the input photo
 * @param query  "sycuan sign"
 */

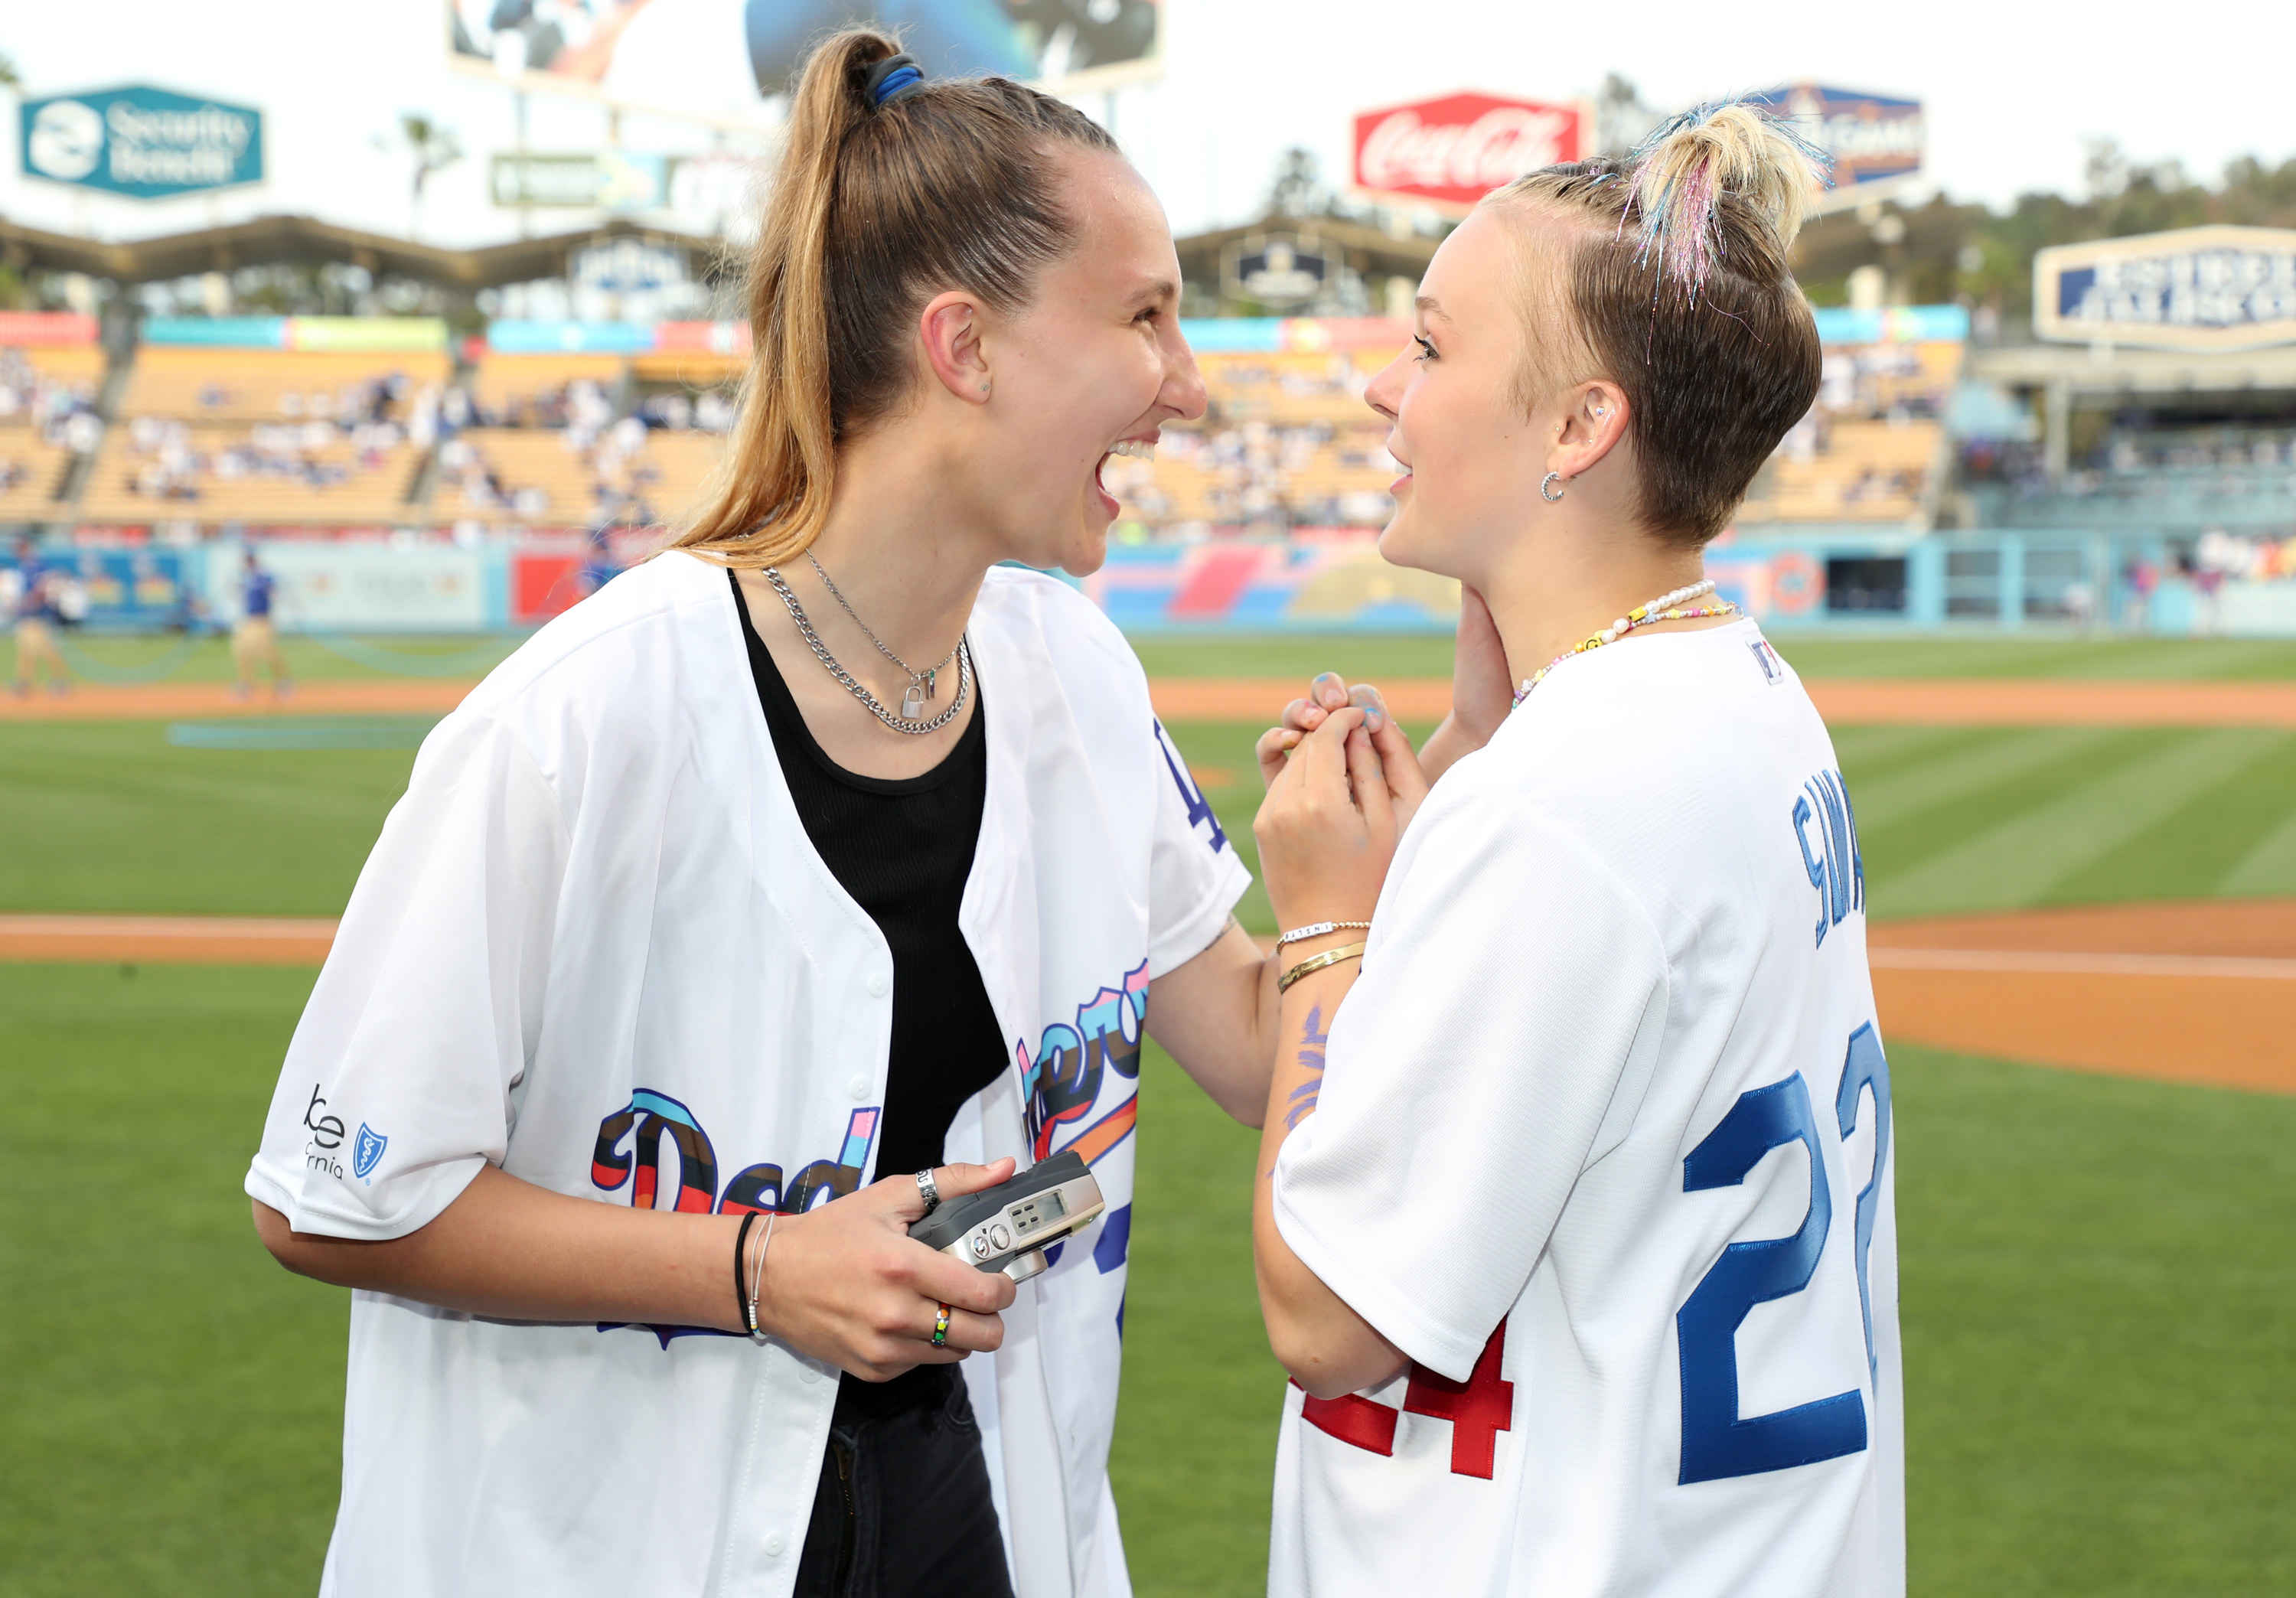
xmin=20 ymin=84 xmax=263 ymax=200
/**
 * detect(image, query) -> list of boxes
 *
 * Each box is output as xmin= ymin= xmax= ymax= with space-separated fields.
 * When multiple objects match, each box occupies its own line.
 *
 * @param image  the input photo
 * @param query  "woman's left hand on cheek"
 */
xmin=1252 ymin=707 xmax=1400 ymax=928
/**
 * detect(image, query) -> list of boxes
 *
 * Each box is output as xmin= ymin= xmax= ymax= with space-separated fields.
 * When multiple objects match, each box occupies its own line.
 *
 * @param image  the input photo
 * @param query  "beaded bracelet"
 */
xmin=1277 ymin=919 xmax=1371 ymax=947
xmin=737 ymin=1209 xmax=778 ymax=1345
xmin=1278 ymin=940 xmax=1367 ymax=993
xmin=732 ymin=1211 xmax=760 ymax=1333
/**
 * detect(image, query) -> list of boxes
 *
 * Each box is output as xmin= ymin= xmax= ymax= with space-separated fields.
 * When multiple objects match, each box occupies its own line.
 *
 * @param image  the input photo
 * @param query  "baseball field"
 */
xmin=2 ymin=627 xmax=2292 ymax=1596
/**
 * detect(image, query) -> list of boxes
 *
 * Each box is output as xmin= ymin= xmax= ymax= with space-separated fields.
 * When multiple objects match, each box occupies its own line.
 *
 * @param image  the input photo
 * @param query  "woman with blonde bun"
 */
xmin=247 ymin=30 xmax=1286 ymax=1598
xmin=1247 ymin=105 xmax=1903 ymax=1596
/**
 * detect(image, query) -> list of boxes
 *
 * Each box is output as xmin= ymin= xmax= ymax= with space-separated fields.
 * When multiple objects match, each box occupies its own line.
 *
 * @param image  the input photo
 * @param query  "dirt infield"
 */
xmin=0 ymin=680 xmax=471 ymax=721
xmin=12 ymin=675 xmax=2296 ymax=727
xmin=17 ymin=899 xmax=2282 ymax=1094
xmin=0 ymin=913 xmax=338 ymax=965
xmin=1869 ymin=901 xmax=2296 ymax=1095
xmin=1145 ymin=677 xmax=2296 ymax=727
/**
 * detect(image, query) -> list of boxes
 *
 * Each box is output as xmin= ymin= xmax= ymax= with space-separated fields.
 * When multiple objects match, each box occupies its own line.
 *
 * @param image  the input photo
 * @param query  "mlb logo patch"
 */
xmin=1749 ymin=639 xmax=1786 ymax=685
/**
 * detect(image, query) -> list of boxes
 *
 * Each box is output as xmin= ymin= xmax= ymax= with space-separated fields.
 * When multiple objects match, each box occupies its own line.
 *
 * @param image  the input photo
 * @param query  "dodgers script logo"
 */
xmin=590 ymin=1091 xmax=879 ymax=1218
xmin=587 ymin=1089 xmax=882 ymax=1345
xmin=1019 ymin=960 xmax=1150 ymax=1168
xmin=351 ymin=1123 xmax=387 ymax=1181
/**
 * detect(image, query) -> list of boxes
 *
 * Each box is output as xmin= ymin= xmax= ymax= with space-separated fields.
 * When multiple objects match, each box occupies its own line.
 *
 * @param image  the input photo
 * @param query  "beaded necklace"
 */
xmin=1512 ymin=579 xmax=1740 ymax=705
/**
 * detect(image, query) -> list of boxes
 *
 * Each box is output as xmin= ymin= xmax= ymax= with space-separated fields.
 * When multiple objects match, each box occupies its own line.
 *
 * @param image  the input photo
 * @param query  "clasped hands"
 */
xmin=1253 ymin=589 xmax=1513 ymax=928
xmin=1252 ymin=673 xmax=1429 ymax=934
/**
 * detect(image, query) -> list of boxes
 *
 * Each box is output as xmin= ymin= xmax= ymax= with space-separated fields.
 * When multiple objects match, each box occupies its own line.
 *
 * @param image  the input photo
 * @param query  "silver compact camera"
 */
xmin=907 ymin=1150 xmax=1104 ymax=1283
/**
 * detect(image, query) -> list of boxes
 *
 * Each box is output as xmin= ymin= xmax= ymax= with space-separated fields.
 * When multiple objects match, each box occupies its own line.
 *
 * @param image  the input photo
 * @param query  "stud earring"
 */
xmin=1541 ymin=471 xmax=1566 ymax=502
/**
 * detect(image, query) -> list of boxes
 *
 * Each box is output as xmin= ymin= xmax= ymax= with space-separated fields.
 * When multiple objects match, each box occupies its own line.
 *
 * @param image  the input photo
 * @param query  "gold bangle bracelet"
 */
xmin=1277 ymin=940 xmax=1368 ymax=993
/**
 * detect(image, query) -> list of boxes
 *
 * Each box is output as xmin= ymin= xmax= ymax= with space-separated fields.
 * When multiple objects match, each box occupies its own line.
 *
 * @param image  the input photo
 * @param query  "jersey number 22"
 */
xmin=1678 ymin=1023 xmax=1890 ymax=1485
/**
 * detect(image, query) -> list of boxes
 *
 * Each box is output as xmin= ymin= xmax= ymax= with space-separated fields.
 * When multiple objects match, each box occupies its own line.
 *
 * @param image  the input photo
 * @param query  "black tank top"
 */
xmin=729 ymin=569 xmax=1009 ymax=1184
xmin=731 ymin=571 xmax=1009 ymax=1421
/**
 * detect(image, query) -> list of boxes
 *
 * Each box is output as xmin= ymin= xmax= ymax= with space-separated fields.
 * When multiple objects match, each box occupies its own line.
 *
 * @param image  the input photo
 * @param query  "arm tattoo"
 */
xmin=1282 ymin=1003 xmax=1329 ymax=1132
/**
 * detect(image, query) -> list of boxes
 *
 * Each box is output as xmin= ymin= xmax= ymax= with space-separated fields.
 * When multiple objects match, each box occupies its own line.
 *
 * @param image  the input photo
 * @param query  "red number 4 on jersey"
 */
xmin=1296 ymin=1324 xmax=1515 ymax=1479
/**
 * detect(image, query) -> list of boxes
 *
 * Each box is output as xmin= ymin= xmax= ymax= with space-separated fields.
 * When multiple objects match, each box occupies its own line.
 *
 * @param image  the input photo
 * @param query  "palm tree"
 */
xmin=401 ymin=113 xmax=462 ymax=242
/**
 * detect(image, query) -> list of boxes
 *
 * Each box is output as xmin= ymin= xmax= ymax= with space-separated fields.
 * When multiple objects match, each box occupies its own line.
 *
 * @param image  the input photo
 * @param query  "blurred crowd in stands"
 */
xmin=0 ymin=348 xmax=105 ymax=452
xmin=119 ymin=417 xmax=403 ymax=503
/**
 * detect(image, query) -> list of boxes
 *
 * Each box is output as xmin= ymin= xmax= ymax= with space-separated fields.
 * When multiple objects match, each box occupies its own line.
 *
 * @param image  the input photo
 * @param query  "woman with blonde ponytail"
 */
xmin=1244 ymin=105 xmax=1906 ymax=1595
xmin=246 ymin=29 xmax=1283 ymax=1598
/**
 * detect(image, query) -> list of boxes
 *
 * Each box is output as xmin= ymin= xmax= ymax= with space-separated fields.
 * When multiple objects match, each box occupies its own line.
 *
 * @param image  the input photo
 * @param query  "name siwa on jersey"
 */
xmin=1792 ymin=767 xmax=1864 ymax=947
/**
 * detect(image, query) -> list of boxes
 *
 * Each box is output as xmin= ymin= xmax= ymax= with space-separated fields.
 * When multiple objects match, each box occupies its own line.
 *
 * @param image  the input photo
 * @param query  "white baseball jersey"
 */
xmin=246 ymin=550 xmax=1248 ymax=1598
xmin=1270 ymin=620 xmax=1902 ymax=1597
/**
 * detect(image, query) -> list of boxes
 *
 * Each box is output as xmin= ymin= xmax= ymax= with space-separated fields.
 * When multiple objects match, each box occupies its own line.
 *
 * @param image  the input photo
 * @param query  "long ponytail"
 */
xmin=673 ymin=29 xmax=1119 ymax=568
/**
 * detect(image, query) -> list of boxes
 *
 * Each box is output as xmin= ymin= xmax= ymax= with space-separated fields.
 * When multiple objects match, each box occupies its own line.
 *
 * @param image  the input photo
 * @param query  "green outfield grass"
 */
xmin=7 ymin=631 xmax=523 ymax=685
xmin=3 ymin=630 xmax=2294 ymax=1596
xmin=0 ymin=721 xmax=418 ymax=917
xmin=2 ymin=967 xmax=2288 ymax=1598
xmin=13 ymin=623 xmax=2296 ymax=690
xmin=1114 ymin=1039 xmax=2296 ymax=1598
xmin=1128 ymin=629 xmax=2296 ymax=682
xmin=7 ymin=715 xmax=2294 ymax=927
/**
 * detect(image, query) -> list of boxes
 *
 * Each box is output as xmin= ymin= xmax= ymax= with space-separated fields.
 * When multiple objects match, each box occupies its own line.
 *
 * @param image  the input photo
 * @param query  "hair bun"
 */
xmin=1628 ymin=101 xmax=1828 ymax=295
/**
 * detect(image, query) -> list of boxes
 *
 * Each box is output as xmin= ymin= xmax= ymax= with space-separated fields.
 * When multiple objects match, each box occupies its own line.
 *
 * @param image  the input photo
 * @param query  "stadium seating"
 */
xmin=1735 ymin=338 xmax=1962 ymax=529
xmin=80 ymin=346 xmax=443 ymax=527
xmin=427 ymin=351 xmax=728 ymax=530
xmin=0 ymin=428 xmax=76 ymax=520
xmin=1111 ymin=333 xmax=1966 ymax=535
xmin=31 ymin=315 xmax=1973 ymax=539
xmin=1129 ymin=348 xmax=1401 ymax=531
xmin=0 ymin=344 xmax=106 ymax=523
xmin=77 ymin=417 xmax=421 ymax=525
xmin=442 ymin=423 xmax=722 ymax=529
xmin=1970 ymin=423 xmax=2296 ymax=533
xmin=630 ymin=349 xmax=741 ymax=433
xmin=462 ymin=352 xmax=629 ymax=428
xmin=119 ymin=347 xmax=448 ymax=424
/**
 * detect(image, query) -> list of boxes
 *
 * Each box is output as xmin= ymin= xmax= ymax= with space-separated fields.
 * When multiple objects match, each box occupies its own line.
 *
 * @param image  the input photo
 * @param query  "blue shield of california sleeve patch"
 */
xmin=352 ymin=1123 xmax=388 ymax=1181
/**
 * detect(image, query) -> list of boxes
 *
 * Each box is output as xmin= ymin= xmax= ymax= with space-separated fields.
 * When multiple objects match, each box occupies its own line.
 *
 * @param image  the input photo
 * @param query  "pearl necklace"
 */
xmin=1512 ymin=579 xmax=1740 ymax=704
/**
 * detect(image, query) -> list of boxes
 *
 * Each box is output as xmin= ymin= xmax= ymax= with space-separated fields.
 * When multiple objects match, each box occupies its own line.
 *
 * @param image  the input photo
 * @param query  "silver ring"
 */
xmin=1541 ymin=471 xmax=1566 ymax=503
xmin=915 ymin=1168 xmax=941 ymax=1212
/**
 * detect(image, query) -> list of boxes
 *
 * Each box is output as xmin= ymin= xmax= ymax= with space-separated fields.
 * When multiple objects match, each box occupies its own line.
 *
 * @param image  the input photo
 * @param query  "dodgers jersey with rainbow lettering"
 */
xmin=1270 ymin=620 xmax=1902 ymax=1598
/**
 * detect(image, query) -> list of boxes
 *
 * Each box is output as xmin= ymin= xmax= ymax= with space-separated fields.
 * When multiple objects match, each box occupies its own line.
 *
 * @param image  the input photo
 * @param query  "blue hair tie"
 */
xmin=863 ymin=54 xmax=925 ymax=108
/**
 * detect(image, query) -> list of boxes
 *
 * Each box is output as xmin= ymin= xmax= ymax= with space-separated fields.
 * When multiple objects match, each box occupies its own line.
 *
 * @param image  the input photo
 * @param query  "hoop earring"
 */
xmin=1541 ymin=471 xmax=1566 ymax=503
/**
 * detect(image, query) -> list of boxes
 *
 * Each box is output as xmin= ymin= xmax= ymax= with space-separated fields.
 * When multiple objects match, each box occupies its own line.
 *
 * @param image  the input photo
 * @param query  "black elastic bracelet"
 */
xmin=732 ymin=1209 xmax=761 ymax=1332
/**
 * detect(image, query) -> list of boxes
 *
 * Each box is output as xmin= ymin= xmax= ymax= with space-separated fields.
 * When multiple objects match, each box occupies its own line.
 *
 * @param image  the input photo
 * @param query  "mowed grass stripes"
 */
xmin=5 ymin=633 xmax=2295 ymax=1598
xmin=12 ymin=968 xmax=2285 ymax=1598
xmin=1838 ymin=725 xmax=2296 ymax=916
xmin=8 ymin=714 xmax=2288 ymax=929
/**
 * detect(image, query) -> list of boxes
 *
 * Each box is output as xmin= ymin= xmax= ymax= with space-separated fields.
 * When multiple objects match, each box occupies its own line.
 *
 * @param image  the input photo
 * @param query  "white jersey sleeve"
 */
xmin=1271 ymin=766 xmax=1671 ymax=1381
xmin=246 ymin=709 xmax=566 ymax=1240
xmin=1145 ymin=717 xmax=1252 ymax=975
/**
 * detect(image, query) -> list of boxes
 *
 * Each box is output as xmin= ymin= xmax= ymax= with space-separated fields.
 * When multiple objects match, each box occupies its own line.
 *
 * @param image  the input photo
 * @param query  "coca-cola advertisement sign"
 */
xmin=1352 ymin=92 xmax=1584 ymax=208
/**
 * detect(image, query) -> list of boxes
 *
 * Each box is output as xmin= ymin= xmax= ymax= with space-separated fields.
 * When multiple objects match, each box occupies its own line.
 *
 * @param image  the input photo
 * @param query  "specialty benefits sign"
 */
xmin=21 ymin=83 xmax=263 ymax=200
xmin=2035 ymin=227 xmax=2296 ymax=352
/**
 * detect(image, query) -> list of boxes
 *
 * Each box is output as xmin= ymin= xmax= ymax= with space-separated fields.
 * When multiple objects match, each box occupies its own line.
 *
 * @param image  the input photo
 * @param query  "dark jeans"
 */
xmin=793 ymin=1362 xmax=1013 ymax=1598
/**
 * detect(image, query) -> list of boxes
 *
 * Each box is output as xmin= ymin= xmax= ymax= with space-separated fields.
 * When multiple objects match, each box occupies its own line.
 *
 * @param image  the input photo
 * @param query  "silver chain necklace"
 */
xmin=761 ymin=564 xmax=973 ymax=735
xmin=807 ymin=551 xmax=961 ymax=719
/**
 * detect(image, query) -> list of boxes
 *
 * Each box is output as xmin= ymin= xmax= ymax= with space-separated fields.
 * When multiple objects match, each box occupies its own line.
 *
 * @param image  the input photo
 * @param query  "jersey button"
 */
xmin=763 ymin=1533 xmax=786 ymax=1557
xmin=799 ymin=1365 xmax=821 ymax=1385
xmin=848 ymin=1075 xmax=870 ymax=1101
xmin=866 ymin=973 xmax=889 ymax=997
